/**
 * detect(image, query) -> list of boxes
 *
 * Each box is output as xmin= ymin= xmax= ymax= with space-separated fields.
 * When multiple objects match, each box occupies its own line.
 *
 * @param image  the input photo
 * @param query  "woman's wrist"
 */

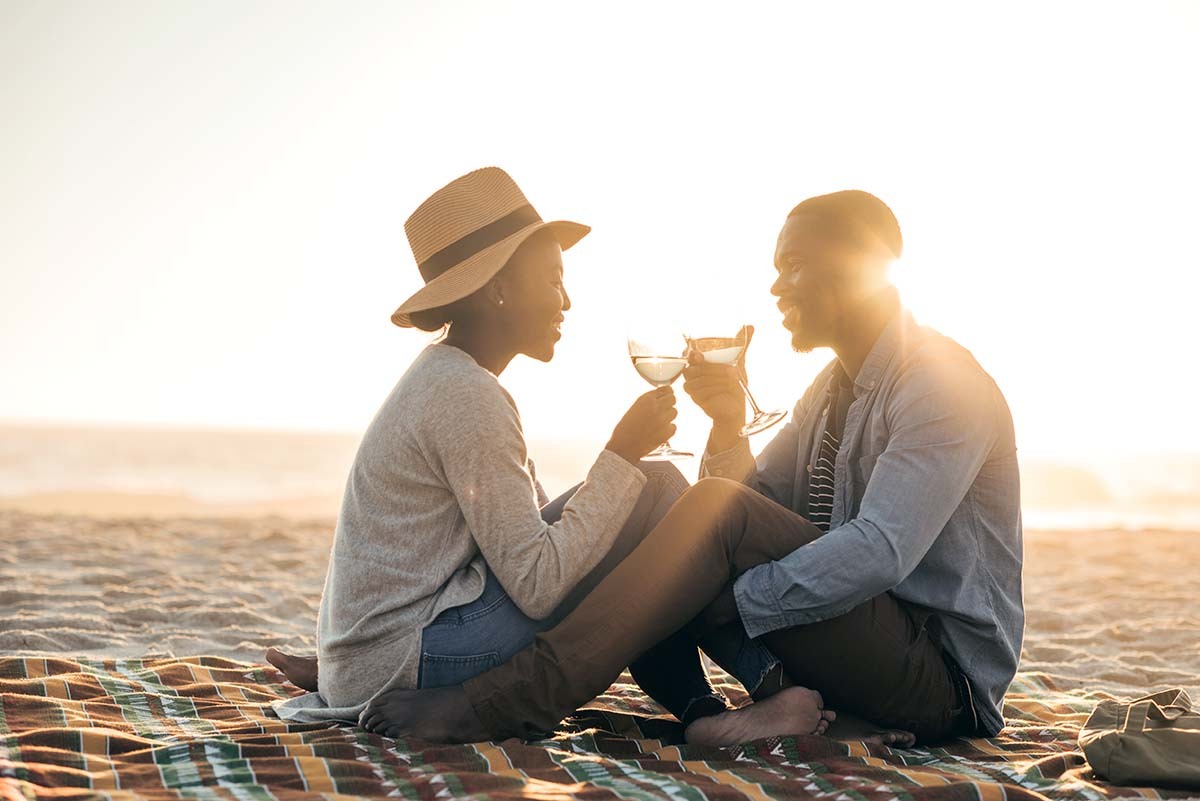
xmin=604 ymin=442 xmax=642 ymax=466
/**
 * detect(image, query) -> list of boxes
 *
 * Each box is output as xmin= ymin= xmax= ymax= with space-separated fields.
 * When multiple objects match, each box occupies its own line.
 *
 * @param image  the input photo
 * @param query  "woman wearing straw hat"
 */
xmin=265 ymin=168 xmax=754 ymax=728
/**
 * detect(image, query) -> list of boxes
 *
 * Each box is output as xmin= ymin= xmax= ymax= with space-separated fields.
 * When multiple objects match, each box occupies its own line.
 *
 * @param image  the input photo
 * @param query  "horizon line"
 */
xmin=0 ymin=416 xmax=603 ymax=444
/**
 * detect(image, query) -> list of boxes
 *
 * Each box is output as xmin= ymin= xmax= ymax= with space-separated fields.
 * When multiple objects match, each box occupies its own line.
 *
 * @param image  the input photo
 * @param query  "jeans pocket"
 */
xmin=418 ymin=650 xmax=502 ymax=689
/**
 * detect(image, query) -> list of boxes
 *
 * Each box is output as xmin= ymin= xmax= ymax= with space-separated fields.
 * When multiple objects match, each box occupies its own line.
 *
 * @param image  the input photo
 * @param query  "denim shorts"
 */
xmin=417 ymin=567 xmax=548 ymax=689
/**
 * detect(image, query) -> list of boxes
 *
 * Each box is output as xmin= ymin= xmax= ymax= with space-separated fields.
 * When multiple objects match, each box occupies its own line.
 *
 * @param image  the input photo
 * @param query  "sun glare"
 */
xmin=1 ymin=2 xmax=1198 ymax=500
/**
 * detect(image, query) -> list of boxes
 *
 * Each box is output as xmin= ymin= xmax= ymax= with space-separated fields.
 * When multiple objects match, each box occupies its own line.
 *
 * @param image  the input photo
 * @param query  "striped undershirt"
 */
xmin=808 ymin=366 xmax=855 ymax=532
xmin=807 ymin=423 xmax=840 ymax=532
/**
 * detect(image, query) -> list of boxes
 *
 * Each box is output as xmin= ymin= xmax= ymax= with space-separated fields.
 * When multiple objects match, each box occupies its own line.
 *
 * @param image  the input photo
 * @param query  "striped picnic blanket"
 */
xmin=1 ymin=655 xmax=1191 ymax=801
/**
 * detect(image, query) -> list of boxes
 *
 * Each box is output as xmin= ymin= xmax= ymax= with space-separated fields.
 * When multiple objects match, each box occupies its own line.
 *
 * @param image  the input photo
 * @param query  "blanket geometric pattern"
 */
xmin=1 ymin=656 xmax=1191 ymax=801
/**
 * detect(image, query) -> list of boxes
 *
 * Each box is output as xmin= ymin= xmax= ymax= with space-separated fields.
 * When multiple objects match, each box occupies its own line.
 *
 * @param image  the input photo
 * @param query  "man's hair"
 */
xmin=788 ymin=190 xmax=903 ymax=261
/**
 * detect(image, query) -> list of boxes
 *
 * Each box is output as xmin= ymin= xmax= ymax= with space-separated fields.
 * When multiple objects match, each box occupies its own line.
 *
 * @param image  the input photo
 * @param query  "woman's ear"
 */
xmin=484 ymin=276 xmax=505 ymax=308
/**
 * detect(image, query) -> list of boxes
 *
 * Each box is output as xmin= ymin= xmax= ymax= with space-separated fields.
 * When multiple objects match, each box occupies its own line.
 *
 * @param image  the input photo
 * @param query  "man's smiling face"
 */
xmin=770 ymin=216 xmax=864 ymax=353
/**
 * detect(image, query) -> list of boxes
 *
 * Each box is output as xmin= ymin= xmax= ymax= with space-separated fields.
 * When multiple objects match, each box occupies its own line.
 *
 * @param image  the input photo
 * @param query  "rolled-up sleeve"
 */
xmin=734 ymin=351 xmax=1002 ymax=638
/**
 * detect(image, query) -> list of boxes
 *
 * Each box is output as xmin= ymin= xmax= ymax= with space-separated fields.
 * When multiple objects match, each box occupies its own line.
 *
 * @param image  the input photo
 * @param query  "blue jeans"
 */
xmin=417 ymin=461 xmax=781 ymax=724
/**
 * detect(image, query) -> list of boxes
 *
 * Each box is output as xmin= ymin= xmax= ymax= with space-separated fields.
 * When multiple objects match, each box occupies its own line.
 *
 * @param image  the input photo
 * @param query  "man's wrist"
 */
xmin=708 ymin=421 xmax=744 ymax=454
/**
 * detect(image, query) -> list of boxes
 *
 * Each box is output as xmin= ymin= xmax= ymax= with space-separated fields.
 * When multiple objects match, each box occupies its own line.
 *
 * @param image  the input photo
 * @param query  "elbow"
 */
xmin=856 ymin=519 xmax=908 ymax=591
xmin=859 ymin=558 xmax=905 ymax=597
xmin=496 ymin=539 xmax=589 ymax=621
xmin=516 ymin=595 xmax=556 ymax=621
xmin=506 ymin=580 xmax=558 ymax=621
xmin=877 ymin=558 xmax=907 ymax=592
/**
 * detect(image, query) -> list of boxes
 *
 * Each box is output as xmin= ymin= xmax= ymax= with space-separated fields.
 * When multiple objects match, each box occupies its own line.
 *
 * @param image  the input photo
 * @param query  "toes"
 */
xmin=383 ymin=724 xmax=402 ymax=740
xmin=821 ymin=709 xmax=837 ymax=722
xmin=880 ymin=730 xmax=916 ymax=747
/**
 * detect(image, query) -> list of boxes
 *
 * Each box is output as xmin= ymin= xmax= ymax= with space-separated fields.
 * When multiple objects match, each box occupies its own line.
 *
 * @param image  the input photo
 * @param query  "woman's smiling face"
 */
xmin=494 ymin=229 xmax=571 ymax=362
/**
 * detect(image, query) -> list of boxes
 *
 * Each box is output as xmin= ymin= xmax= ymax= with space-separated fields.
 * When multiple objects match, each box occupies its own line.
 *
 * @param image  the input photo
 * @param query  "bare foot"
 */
xmin=862 ymin=729 xmax=917 ymax=747
xmin=265 ymin=647 xmax=319 ymax=691
xmin=821 ymin=709 xmax=917 ymax=747
xmin=360 ymin=685 xmax=490 ymax=743
xmin=685 ymin=687 xmax=836 ymax=747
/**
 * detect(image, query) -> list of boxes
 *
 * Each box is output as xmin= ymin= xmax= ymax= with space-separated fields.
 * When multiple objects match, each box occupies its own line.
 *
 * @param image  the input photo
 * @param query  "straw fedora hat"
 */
xmin=391 ymin=167 xmax=590 ymax=327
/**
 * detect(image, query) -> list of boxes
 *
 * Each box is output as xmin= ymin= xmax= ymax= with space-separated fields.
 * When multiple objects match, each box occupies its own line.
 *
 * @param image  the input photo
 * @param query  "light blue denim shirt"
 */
xmin=702 ymin=310 xmax=1024 ymax=736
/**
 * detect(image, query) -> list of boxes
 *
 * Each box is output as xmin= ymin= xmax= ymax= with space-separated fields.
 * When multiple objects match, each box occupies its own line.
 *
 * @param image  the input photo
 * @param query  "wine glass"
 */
xmin=686 ymin=327 xmax=787 ymax=437
xmin=627 ymin=330 xmax=693 ymax=461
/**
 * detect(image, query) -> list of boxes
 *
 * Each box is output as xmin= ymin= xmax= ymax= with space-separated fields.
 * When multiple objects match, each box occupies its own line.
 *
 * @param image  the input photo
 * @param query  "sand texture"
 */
xmin=1 ymin=510 xmax=1198 ymax=702
xmin=0 ymin=511 xmax=329 ymax=659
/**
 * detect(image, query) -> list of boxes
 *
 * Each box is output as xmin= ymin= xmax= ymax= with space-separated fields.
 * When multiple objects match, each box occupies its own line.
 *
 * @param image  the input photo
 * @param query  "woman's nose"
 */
xmin=561 ymin=287 xmax=572 ymax=311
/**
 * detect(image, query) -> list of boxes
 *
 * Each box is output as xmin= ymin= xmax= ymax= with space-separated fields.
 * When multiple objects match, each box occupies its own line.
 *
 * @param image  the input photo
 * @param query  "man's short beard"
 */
xmin=790 ymin=331 xmax=819 ymax=353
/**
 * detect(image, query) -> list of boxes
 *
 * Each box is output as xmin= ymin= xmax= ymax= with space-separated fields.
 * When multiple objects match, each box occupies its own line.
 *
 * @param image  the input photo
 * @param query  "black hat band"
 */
xmin=418 ymin=204 xmax=542 ymax=283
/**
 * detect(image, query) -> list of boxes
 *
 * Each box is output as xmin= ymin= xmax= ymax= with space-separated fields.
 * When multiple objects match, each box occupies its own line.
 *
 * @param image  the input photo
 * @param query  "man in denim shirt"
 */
xmin=688 ymin=190 xmax=1023 ymax=740
xmin=358 ymin=191 xmax=1022 ymax=746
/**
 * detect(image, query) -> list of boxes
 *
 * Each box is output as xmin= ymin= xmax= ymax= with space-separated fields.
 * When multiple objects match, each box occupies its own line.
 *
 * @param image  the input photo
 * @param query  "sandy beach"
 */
xmin=2 ymin=509 xmax=1197 ymax=705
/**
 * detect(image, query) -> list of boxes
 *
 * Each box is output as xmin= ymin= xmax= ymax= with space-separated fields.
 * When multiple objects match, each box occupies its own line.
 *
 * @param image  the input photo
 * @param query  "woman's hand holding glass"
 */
xmin=625 ymin=328 xmax=693 ymax=461
xmin=605 ymin=387 xmax=679 ymax=465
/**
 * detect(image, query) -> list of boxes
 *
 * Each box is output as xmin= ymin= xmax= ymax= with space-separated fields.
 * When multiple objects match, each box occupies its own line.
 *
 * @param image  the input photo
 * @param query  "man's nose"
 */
xmin=561 ymin=287 xmax=572 ymax=311
xmin=770 ymin=273 xmax=789 ymax=297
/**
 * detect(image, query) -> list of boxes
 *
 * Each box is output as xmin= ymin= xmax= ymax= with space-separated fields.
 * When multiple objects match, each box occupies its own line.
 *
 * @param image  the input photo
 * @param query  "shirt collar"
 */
xmin=829 ymin=360 xmax=854 ymax=393
xmin=852 ymin=303 xmax=913 ymax=397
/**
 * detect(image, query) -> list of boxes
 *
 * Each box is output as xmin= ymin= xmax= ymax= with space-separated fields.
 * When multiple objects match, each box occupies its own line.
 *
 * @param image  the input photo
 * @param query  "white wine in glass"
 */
xmin=627 ymin=333 xmax=693 ymax=461
xmin=632 ymin=356 xmax=688 ymax=386
xmin=686 ymin=329 xmax=787 ymax=437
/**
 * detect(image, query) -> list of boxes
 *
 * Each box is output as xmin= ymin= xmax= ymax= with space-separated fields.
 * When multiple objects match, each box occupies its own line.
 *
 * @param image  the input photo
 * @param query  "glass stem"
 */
xmin=738 ymin=376 xmax=766 ymax=417
xmin=735 ymin=358 xmax=766 ymax=416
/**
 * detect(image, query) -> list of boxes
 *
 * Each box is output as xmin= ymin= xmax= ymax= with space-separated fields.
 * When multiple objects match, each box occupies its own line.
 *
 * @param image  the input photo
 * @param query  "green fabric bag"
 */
xmin=1079 ymin=688 xmax=1200 ymax=789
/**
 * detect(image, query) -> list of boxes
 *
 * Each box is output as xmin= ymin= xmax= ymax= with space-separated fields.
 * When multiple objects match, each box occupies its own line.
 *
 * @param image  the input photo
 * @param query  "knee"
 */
xmin=678 ymin=477 xmax=749 ymax=520
xmin=688 ymin=476 xmax=744 ymax=500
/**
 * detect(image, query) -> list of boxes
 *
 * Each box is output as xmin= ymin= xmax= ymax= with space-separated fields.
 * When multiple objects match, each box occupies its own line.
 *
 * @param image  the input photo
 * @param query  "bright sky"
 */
xmin=3 ymin=1 xmax=1199 ymax=468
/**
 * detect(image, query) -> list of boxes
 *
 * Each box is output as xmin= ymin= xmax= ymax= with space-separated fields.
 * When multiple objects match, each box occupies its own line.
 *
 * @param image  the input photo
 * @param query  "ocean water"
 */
xmin=2 ymin=423 xmax=1199 ymax=530
xmin=0 ymin=424 xmax=361 ymax=505
xmin=0 ymin=423 xmax=588 ymax=514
